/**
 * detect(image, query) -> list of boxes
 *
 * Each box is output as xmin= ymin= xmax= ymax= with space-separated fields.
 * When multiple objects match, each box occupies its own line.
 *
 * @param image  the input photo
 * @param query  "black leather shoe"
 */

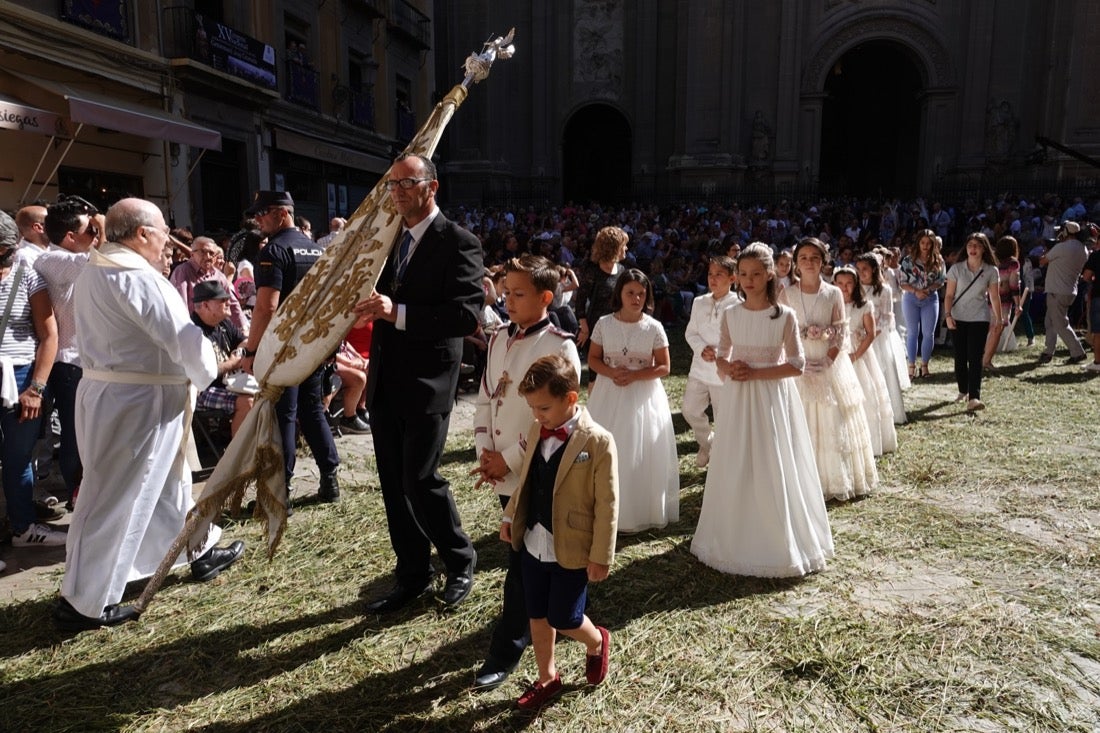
xmin=473 ymin=658 xmax=517 ymax=691
xmin=442 ymin=552 xmax=476 ymax=607
xmin=318 ymin=471 xmax=340 ymax=503
xmin=364 ymin=580 xmax=432 ymax=613
xmin=191 ymin=540 xmax=245 ymax=582
xmin=54 ymin=597 xmax=140 ymax=632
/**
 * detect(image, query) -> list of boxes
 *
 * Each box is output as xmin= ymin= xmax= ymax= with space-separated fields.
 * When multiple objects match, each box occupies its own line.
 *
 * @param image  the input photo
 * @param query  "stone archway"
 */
xmin=819 ymin=40 xmax=923 ymax=194
xmin=561 ymin=103 xmax=631 ymax=205
xmin=801 ymin=16 xmax=957 ymax=193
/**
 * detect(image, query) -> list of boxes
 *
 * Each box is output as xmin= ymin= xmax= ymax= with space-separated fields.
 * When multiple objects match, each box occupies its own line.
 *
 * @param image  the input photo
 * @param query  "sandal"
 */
xmin=908 ymin=364 xmax=916 ymax=379
xmin=919 ymin=364 xmax=930 ymax=378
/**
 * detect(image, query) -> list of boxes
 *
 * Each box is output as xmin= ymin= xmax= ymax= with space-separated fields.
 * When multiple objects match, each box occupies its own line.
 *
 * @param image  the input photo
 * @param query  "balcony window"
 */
xmin=60 ymin=0 xmax=129 ymax=41
xmin=349 ymin=88 xmax=375 ymax=130
xmin=347 ymin=54 xmax=378 ymax=130
xmin=285 ymin=60 xmax=320 ymax=109
xmin=390 ymin=0 xmax=430 ymax=49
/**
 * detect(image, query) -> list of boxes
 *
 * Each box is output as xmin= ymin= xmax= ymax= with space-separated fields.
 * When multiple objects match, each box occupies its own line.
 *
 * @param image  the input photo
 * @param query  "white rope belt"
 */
xmin=82 ymin=369 xmax=195 ymax=466
xmin=82 ymin=369 xmax=189 ymax=386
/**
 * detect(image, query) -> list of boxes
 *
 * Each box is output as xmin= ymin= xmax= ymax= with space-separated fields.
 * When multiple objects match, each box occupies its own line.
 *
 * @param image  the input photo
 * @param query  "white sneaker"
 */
xmin=955 ymin=392 xmax=968 ymax=402
xmin=1084 ymin=362 xmax=1100 ymax=372
xmin=0 ymin=559 xmax=6 ymax=573
xmin=966 ymin=398 xmax=985 ymax=412
xmin=13 ymin=523 xmax=67 ymax=547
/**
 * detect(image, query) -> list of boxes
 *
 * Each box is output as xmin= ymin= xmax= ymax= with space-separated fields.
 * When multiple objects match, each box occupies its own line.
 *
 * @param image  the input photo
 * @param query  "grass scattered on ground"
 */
xmin=2 ymin=327 xmax=1100 ymax=732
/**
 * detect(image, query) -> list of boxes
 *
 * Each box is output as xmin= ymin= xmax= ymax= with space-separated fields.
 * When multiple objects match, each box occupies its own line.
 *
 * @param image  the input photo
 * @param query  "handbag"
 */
xmin=952 ymin=266 xmax=987 ymax=307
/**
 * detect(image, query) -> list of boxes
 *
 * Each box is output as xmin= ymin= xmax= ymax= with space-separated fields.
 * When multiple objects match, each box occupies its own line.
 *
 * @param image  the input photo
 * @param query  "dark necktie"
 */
xmin=396 ymin=231 xmax=414 ymax=280
xmin=539 ymin=426 xmax=569 ymax=442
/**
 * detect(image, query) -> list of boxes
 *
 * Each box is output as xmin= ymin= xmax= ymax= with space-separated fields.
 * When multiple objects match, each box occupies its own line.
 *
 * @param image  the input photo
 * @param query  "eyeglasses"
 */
xmin=384 ymin=177 xmax=432 ymax=191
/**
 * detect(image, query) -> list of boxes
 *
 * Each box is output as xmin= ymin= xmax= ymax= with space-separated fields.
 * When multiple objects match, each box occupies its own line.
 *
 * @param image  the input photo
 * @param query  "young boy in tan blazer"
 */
xmin=501 ymin=354 xmax=618 ymax=710
xmin=471 ymin=255 xmax=581 ymax=691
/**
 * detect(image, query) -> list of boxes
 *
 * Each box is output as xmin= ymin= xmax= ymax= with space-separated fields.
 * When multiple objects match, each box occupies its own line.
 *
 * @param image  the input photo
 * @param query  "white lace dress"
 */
xmin=884 ymin=266 xmax=907 ymax=338
xmin=779 ymin=283 xmax=878 ymax=502
xmin=587 ymin=313 xmax=679 ymax=532
xmin=865 ymin=284 xmax=911 ymax=416
xmin=846 ymin=300 xmax=898 ymax=456
xmin=690 ymin=303 xmax=834 ymax=577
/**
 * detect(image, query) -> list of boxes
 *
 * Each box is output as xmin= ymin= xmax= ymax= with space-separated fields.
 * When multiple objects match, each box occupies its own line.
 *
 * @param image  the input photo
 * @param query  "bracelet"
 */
xmin=242 ymin=347 xmax=257 ymax=357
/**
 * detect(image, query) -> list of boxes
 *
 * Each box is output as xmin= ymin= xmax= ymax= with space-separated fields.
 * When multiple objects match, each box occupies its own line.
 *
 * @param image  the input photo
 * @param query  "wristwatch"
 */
xmin=242 ymin=347 xmax=258 ymax=357
xmin=28 ymin=380 xmax=46 ymax=396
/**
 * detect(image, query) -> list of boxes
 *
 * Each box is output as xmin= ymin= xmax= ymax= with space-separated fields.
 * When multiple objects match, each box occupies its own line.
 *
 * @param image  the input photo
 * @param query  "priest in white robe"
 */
xmin=56 ymin=198 xmax=245 ymax=632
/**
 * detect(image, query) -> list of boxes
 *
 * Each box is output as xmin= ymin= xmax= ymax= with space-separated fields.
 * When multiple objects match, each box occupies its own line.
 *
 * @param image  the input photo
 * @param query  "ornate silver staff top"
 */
xmin=462 ymin=28 xmax=516 ymax=88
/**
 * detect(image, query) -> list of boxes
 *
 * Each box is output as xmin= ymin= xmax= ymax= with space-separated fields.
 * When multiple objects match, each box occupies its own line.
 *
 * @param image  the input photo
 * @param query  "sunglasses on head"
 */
xmin=58 ymin=194 xmax=99 ymax=216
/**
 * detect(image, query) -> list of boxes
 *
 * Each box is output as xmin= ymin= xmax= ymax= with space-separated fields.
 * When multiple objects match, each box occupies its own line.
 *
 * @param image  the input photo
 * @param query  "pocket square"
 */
xmin=575 ymin=451 xmax=590 ymax=463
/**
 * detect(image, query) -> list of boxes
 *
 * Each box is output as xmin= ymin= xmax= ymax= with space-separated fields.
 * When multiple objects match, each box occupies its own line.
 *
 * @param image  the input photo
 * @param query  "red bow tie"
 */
xmin=540 ymin=426 xmax=569 ymax=442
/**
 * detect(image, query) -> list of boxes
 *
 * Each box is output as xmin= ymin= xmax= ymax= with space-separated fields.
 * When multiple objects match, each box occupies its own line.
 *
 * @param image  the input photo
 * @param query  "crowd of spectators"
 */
xmin=444 ymin=192 xmax=1099 ymax=329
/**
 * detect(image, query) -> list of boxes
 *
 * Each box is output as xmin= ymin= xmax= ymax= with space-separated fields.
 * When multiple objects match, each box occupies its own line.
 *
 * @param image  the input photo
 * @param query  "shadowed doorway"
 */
xmin=562 ymin=104 xmax=631 ymax=204
xmin=819 ymin=41 xmax=923 ymax=195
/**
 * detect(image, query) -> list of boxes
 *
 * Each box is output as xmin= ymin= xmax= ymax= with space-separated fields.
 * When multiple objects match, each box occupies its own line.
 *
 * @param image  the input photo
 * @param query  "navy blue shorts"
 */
xmin=521 ymin=548 xmax=588 ymax=630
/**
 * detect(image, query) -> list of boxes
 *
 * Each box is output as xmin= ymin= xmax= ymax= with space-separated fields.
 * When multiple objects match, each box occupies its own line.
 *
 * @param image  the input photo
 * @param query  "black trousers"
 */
xmin=276 ymin=364 xmax=340 ymax=481
xmin=369 ymin=390 xmax=474 ymax=584
xmin=486 ymin=494 xmax=531 ymax=666
xmin=952 ymin=319 xmax=990 ymax=400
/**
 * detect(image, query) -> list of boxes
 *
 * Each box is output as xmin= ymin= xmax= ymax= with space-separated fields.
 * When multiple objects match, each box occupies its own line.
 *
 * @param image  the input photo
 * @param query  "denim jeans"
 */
xmin=2 ymin=364 xmax=44 ymax=535
xmin=902 ymin=291 xmax=939 ymax=364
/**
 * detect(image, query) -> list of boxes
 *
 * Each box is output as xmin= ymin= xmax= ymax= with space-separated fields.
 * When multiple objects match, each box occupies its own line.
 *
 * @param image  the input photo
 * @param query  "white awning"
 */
xmin=4 ymin=70 xmax=221 ymax=150
xmin=0 ymin=93 xmax=66 ymax=136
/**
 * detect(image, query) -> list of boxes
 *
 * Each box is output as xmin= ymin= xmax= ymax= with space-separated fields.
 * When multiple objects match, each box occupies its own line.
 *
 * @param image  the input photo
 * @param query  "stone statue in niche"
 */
xmin=985 ymin=98 xmax=1018 ymax=161
xmin=751 ymin=110 xmax=771 ymax=164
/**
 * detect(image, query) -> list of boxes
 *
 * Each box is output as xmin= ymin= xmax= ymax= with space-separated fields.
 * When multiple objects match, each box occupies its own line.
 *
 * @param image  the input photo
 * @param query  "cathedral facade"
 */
xmin=434 ymin=0 xmax=1100 ymax=205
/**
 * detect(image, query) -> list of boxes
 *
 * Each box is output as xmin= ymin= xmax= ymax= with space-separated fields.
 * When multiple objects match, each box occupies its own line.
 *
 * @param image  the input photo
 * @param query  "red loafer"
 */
xmin=516 ymin=675 xmax=562 ymax=711
xmin=585 ymin=626 xmax=610 ymax=685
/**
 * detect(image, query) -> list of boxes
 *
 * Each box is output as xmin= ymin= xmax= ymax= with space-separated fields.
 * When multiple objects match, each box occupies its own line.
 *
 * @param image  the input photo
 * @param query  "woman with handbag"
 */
xmin=944 ymin=233 xmax=1002 ymax=412
xmin=0 ymin=211 xmax=60 ymax=545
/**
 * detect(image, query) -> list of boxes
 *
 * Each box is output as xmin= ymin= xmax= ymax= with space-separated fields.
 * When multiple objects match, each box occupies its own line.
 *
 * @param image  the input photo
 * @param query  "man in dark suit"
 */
xmin=354 ymin=153 xmax=483 ymax=612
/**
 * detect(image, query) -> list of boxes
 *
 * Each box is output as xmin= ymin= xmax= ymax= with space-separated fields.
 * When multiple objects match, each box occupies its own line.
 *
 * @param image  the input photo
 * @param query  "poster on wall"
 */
xmin=194 ymin=14 xmax=277 ymax=90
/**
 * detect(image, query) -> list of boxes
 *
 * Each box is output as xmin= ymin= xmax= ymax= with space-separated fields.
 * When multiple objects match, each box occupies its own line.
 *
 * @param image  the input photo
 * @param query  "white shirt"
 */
xmin=394 ymin=205 xmax=441 ymax=331
xmin=34 ymin=245 xmax=89 ymax=366
xmin=523 ymin=411 xmax=581 ymax=563
xmin=15 ymin=238 xmax=46 ymax=267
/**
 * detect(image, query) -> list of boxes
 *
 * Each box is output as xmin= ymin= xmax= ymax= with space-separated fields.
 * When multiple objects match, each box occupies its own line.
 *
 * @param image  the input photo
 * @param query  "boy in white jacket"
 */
xmin=682 ymin=255 xmax=739 ymax=467
xmin=470 ymin=254 xmax=581 ymax=690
